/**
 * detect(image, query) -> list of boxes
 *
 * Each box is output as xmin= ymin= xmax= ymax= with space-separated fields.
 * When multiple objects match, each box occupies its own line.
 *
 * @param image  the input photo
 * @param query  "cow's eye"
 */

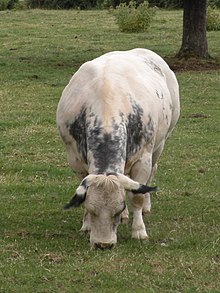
xmin=114 ymin=215 xmax=121 ymax=226
xmin=114 ymin=202 xmax=126 ymax=217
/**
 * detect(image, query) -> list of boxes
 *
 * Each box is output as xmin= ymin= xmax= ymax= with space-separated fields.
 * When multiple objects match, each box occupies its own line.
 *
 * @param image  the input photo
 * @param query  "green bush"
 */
xmin=206 ymin=5 xmax=220 ymax=31
xmin=19 ymin=0 xmax=220 ymax=9
xmin=148 ymin=0 xmax=183 ymax=8
xmin=100 ymin=0 xmax=220 ymax=8
xmin=0 ymin=0 xmax=8 ymax=10
xmin=207 ymin=0 xmax=220 ymax=8
xmin=0 ymin=0 xmax=18 ymax=10
xmin=114 ymin=0 xmax=156 ymax=32
xmin=98 ymin=0 xmax=182 ymax=8
xmin=25 ymin=0 xmax=97 ymax=9
xmin=146 ymin=0 xmax=219 ymax=8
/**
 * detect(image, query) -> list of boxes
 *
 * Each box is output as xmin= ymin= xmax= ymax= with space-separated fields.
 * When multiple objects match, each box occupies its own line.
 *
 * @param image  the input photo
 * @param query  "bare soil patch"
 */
xmin=166 ymin=57 xmax=220 ymax=72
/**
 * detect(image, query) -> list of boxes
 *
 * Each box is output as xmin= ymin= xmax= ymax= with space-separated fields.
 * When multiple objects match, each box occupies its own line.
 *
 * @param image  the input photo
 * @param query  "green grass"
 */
xmin=0 ymin=8 xmax=220 ymax=293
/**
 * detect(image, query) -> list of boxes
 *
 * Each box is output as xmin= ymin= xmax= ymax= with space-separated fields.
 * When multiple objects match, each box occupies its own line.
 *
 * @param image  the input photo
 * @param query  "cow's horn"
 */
xmin=116 ymin=173 xmax=158 ymax=194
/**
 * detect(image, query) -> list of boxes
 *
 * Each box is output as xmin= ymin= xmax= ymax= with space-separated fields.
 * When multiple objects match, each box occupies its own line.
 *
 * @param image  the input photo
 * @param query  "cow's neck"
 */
xmin=87 ymin=119 xmax=126 ymax=174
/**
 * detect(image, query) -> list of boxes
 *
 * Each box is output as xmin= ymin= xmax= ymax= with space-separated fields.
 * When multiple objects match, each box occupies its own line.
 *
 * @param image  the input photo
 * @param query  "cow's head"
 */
xmin=64 ymin=173 xmax=157 ymax=249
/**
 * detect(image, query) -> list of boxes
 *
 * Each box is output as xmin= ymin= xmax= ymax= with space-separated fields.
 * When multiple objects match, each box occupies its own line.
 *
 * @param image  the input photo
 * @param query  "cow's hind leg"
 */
xmin=120 ymin=205 xmax=129 ymax=224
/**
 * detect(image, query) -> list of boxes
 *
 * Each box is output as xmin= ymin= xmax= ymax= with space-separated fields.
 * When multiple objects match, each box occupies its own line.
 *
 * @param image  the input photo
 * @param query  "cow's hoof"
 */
xmin=132 ymin=229 xmax=148 ymax=240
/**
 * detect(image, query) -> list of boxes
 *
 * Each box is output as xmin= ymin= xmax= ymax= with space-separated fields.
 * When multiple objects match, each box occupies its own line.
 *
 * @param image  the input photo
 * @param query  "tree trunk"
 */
xmin=177 ymin=0 xmax=210 ymax=59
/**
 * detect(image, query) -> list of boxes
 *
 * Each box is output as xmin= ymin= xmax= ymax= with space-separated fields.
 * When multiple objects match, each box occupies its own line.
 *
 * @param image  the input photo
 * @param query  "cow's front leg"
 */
xmin=142 ymin=143 xmax=164 ymax=214
xmin=80 ymin=210 xmax=91 ymax=233
xmin=128 ymin=153 xmax=153 ymax=239
xmin=128 ymin=192 xmax=148 ymax=239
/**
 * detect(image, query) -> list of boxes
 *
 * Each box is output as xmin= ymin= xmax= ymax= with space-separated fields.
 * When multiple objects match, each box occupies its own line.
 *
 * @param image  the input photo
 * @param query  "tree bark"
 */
xmin=177 ymin=0 xmax=210 ymax=59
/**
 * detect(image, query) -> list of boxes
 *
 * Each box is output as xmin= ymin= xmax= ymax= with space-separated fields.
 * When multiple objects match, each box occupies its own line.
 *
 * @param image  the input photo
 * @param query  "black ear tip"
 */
xmin=132 ymin=184 xmax=159 ymax=194
xmin=64 ymin=203 xmax=72 ymax=210
xmin=63 ymin=194 xmax=86 ymax=210
xmin=144 ymin=185 xmax=158 ymax=193
xmin=151 ymin=186 xmax=159 ymax=192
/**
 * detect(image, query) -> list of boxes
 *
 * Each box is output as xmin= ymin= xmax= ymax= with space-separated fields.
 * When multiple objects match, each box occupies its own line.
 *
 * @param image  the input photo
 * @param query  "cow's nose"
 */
xmin=95 ymin=242 xmax=114 ymax=250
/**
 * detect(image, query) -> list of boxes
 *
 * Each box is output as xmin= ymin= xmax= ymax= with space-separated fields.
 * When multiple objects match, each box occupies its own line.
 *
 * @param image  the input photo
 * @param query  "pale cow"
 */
xmin=56 ymin=48 xmax=180 ymax=249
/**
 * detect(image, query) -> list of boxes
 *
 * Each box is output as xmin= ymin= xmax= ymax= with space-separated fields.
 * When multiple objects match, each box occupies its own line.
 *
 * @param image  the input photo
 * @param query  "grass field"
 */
xmin=0 ymin=8 xmax=220 ymax=293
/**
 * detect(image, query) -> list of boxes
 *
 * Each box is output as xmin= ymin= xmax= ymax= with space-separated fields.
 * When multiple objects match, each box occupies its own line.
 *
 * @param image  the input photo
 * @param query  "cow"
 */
xmin=56 ymin=48 xmax=180 ymax=249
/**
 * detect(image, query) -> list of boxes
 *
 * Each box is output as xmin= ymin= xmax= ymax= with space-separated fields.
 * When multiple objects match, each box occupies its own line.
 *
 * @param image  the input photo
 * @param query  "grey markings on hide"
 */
xmin=67 ymin=98 xmax=154 ymax=173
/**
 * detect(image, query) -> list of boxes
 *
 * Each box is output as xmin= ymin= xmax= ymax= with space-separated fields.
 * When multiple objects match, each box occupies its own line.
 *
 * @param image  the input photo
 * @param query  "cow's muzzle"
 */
xmin=94 ymin=242 xmax=115 ymax=250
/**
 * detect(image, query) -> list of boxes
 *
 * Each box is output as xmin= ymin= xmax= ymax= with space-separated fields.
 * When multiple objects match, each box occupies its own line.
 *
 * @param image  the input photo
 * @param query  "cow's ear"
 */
xmin=64 ymin=193 xmax=86 ymax=209
xmin=64 ymin=174 xmax=99 ymax=209
xmin=64 ymin=178 xmax=88 ymax=209
xmin=116 ymin=173 xmax=158 ymax=194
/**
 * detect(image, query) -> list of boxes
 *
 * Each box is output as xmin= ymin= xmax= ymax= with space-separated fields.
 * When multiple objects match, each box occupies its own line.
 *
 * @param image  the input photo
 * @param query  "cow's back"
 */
xmin=58 ymin=48 xmax=179 ymax=123
xmin=57 ymin=49 xmax=180 ymax=174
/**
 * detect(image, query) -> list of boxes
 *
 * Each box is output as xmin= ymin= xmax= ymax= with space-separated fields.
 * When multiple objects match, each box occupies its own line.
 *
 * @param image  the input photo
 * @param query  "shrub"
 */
xmin=206 ymin=5 xmax=220 ymax=31
xmin=148 ymin=0 xmax=183 ymax=8
xmin=25 ymin=0 xmax=97 ymax=9
xmin=0 ymin=0 xmax=8 ymax=10
xmin=0 ymin=0 xmax=18 ymax=10
xmin=114 ymin=1 xmax=156 ymax=33
xmin=207 ymin=0 xmax=220 ymax=8
xmin=99 ymin=0 xmax=183 ymax=8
